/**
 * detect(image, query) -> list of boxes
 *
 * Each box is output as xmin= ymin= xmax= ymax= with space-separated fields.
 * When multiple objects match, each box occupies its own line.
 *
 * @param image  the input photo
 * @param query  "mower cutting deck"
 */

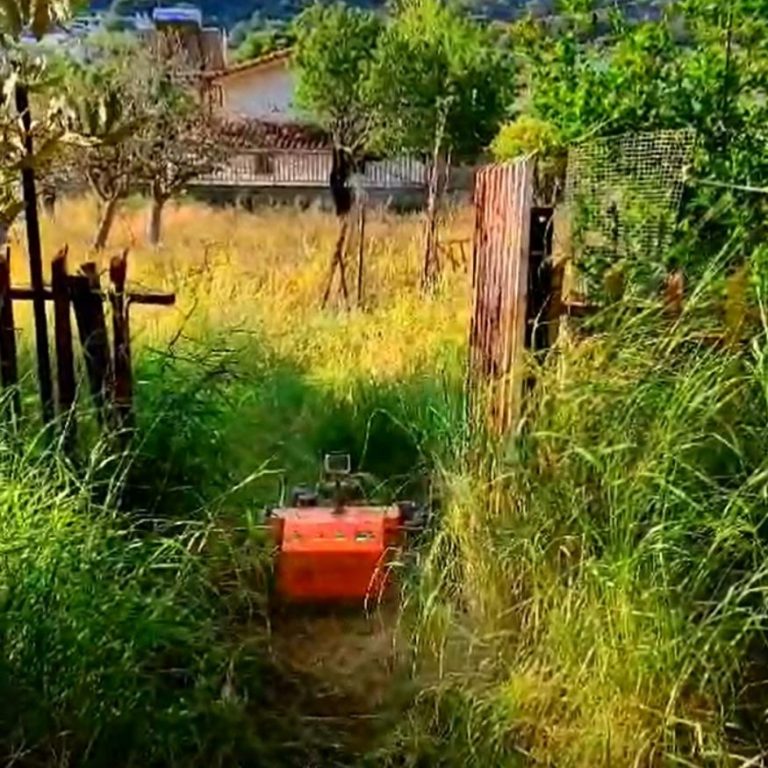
xmin=266 ymin=454 xmax=422 ymax=603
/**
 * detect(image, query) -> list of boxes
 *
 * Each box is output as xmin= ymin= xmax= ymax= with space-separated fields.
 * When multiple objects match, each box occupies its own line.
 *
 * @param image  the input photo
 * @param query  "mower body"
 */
xmin=269 ymin=504 xmax=404 ymax=602
xmin=267 ymin=454 xmax=417 ymax=603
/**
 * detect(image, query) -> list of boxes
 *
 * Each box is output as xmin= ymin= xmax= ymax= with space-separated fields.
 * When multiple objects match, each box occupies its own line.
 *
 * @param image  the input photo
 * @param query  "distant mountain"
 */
xmin=87 ymin=0 xmax=663 ymax=45
xmin=89 ymin=0 xmax=540 ymax=34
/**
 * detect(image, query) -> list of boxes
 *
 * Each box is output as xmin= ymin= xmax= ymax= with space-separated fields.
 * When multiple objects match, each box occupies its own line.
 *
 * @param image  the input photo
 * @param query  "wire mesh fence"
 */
xmin=564 ymin=128 xmax=696 ymax=294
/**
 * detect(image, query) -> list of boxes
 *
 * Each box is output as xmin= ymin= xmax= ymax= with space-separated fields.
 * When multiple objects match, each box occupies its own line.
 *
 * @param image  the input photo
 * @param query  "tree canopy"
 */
xmin=368 ymin=0 xmax=512 ymax=162
xmin=490 ymin=0 xmax=768 ymax=274
xmin=293 ymin=2 xmax=382 ymax=154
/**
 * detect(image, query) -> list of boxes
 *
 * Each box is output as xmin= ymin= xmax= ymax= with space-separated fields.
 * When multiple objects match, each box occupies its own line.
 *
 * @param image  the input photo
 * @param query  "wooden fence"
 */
xmin=466 ymin=160 xmax=563 ymax=436
xmin=0 ymin=246 xmax=174 ymax=443
xmin=467 ymin=160 xmax=535 ymax=436
xmin=194 ymin=150 xmax=427 ymax=189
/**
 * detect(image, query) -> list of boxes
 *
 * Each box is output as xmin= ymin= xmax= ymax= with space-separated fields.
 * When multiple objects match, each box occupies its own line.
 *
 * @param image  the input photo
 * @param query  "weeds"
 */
xmin=391 ymin=267 xmax=768 ymax=766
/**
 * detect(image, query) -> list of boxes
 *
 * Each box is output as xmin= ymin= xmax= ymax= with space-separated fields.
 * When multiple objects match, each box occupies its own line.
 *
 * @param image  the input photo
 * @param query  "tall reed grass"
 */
xmin=385 ymin=266 xmax=768 ymax=766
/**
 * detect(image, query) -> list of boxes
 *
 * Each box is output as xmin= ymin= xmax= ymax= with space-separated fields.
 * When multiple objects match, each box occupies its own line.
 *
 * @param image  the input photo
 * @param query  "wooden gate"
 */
xmin=467 ymin=159 xmax=535 ymax=436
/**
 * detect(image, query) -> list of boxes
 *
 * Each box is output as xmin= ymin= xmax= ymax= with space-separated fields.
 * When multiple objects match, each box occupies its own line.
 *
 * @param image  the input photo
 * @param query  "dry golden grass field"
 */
xmin=7 ymin=196 xmax=471 ymax=386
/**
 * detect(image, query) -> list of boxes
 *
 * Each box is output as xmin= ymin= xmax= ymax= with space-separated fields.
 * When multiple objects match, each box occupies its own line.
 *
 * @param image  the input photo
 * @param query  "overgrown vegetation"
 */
xmin=3 ymin=0 xmax=768 ymax=765
xmin=0 ymin=199 xmax=468 ymax=766
xmin=380 ymin=267 xmax=768 ymax=765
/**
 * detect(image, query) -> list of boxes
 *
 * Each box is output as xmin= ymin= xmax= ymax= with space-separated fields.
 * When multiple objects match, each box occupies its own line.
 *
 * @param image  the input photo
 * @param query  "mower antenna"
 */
xmin=324 ymin=453 xmax=351 ymax=515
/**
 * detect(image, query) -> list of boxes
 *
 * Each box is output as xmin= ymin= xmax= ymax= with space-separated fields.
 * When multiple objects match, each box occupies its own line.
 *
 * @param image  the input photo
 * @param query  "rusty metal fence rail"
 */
xmin=467 ymin=159 xmax=534 ymax=436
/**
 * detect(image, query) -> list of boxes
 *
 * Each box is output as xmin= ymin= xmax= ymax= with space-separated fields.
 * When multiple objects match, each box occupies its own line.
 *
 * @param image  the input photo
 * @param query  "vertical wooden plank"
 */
xmin=488 ymin=166 xmax=504 ymax=427
xmin=71 ymin=262 xmax=113 ymax=425
xmin=0 ymin=246 xmax=20 ymax=419
xmin=467 ymin=166 xmax=486 ymax=428
xmin=496 ymin=165 xmax=515 ymax=432
xmin=467 ymin=160 xmax=535 ymax=437
xmin=505 ymin=162 xmax=534 ymax=432
xmin=15 ymin=83 xmax=54 ymax=425
xmin=110 ymin=250 xmax=134 ymax=431
xmin=51 ymin=247 xmax=77 ymax=441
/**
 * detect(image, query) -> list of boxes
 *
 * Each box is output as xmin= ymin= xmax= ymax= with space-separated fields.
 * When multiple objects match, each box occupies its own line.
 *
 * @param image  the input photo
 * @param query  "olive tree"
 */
xmin=133 ymin=67 xmax=227 ymax=246
xmin=62 ymin=38 xmax=225 ymax=248
xmin=62 ymin=54 xmax=142 ymax=249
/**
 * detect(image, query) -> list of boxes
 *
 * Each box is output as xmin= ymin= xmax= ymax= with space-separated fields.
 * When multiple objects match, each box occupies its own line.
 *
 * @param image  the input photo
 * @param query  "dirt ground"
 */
xmin=268 ymin=601 xmax=408 ymax=763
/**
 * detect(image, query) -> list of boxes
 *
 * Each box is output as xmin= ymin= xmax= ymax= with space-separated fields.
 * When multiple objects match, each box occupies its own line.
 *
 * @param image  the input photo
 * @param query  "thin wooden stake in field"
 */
xmin=356 ymin=201 xmax=366 ymax=308
xmin=322 ymin=218 xmax=351 ymax=310
xmin=0 ymin=248 xmax=20 ymax=419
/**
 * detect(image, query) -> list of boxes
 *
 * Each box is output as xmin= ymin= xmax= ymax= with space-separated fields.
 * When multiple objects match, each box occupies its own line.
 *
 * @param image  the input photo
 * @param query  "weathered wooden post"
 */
xmin=467 ymin=159 xmax=534 ymax=436
xmin=71 ymin=262 xmax=113 ymax=424
xmin=0 ymin=247 xmax=20 ymax=419
xmin=51 ymin=247 xmax=77 ymax=445
xmin=109 ymin=251 xmax=133 ymax=431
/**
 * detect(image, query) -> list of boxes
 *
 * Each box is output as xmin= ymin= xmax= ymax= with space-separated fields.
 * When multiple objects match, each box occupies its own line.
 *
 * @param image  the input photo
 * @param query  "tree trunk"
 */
xmin=94 ymin=196 xmax=119 ymax=251
xmin=422 ymin=153 xmax=445 ymax=291
xmin=148 ymin=195 xmax=166 ymax=246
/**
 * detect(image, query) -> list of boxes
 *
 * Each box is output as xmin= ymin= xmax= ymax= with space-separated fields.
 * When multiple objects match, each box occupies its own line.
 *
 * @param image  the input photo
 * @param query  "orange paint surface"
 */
xmin=271 ymin=506 xmax=402 ymax=602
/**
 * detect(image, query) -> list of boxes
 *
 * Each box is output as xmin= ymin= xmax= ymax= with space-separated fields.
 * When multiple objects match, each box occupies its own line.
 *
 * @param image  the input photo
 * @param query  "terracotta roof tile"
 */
xmin=217 ymin=118 xmax=331 ymax=151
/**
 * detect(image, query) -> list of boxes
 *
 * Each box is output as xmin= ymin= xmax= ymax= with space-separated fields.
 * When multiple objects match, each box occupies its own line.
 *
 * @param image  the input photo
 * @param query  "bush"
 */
xmin=0 ymin=435 xmax=267 ymax=766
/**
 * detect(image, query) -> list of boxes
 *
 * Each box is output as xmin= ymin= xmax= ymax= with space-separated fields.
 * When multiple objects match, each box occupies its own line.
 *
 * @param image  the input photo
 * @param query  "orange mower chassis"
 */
xmin=269 ymin=505 xmax=405 ymax=603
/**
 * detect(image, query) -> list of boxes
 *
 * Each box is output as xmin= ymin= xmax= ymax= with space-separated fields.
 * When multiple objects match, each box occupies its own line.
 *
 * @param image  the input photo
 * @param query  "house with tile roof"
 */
xmin=195 ymin=49 xmax=427 ymax=202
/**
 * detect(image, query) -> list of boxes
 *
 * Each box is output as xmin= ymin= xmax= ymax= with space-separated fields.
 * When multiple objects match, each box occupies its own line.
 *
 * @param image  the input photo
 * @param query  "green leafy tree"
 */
xmin=134 ymin=68 xmax=228 ymax=245
xmin=234 ymin=21 xmax=295 ymax=62
xmin=294 ymin=2 xmax=382 ymax=161
xmin=62 ymin=52 xmax=144 ymax=249
xmin=293 ymin=3 xmax=383 ymax=307
xmin=506 ymin=0 xmax=768 ymax=274
xmin=62 ymin=36 xmax=225 ymax=248
xmin=369 ymin=0 xmax=511 ymax=287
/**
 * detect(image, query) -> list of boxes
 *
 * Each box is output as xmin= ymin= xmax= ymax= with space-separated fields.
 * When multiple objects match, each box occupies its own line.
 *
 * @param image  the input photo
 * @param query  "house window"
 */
xmin=250 ymin=153 xmax=275 ymax=175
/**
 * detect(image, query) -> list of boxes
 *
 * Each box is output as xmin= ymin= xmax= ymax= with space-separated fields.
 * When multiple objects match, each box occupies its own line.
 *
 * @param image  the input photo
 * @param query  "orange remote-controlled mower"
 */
xmin=265 ymin=453 xmax=426 ymax=603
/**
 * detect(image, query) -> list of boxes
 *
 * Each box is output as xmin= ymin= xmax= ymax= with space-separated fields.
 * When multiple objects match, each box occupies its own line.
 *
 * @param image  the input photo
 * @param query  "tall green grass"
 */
xmin=0 ymin=315 xmax=465 ymax=767
xmin=386 ymin=270 xmax=768 ymax=766
xmin=0 ymin=200 xmax=472 ymax=767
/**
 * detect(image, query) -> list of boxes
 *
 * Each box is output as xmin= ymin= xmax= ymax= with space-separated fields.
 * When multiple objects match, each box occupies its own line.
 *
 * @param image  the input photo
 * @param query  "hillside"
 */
xmin=91 ymin=0 xmax=539 ymax=35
